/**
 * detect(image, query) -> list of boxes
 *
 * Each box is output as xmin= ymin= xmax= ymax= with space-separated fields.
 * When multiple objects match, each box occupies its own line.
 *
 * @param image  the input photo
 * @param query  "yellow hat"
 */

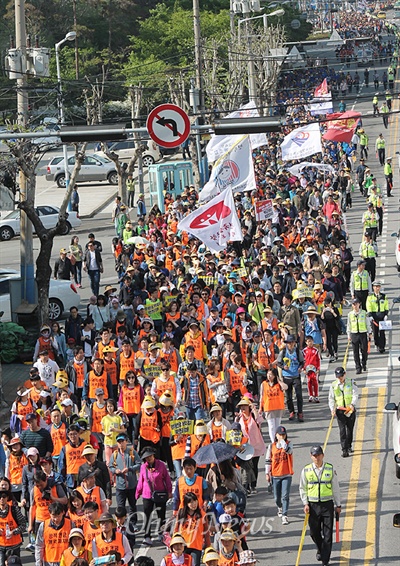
xmin=169 ymin=533 xmax=187 ymax=548
xmin=194 ymin=420 xmax=208 ymax=435
xmin=220 ymin=528 xmax=237 ymax=541
xmin=159 ymin=390 xmax=174 ymax=408
xmin=141 ymin=396 xmax=156 ymax=409
xmin=203 ymin=547 xmax=220 ymax=562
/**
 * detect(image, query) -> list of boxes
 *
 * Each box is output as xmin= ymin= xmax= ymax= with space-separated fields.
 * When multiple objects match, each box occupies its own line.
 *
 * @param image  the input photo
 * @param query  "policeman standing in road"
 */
xmin=362 ymin=203 xmax=378 ymax=242
xmin=375 ymin=133 xmax=386 ymax=166
xmin=358 ymin=130 xmax=368 ymax=160
xmin=380 ymin=101 xmax=389 ymax=128
xmin=366 ymin=280 xmax=389 ymax=353
xmin=347 ymin=297 xmax=372 ymax=374
xmin=372 ymin=93 xmax=379 ymax=116
xmin=350 ymin=259 xmax=372 ymax=310
xmin=328 ymin=367 xmax=358 ymax=458
xmin=359 ymin=232 xmax=377 ymax=282
xmin=299 ymin=445 xmax=341 ymax=566
xmin=384 ymin=157 xmax=393 ymax=197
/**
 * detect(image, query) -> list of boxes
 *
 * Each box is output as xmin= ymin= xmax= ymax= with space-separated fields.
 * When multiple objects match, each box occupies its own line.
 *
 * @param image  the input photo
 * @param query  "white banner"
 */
xmin=178 ymin=188 xmax=243 ymax=252
xmin=280 ymin=123 xmax=322 ymax=162
xmin=206 ymin=102 xmax=267 ymax=163
xmin=308 ymin=94 xmax=333 ymax=116
xmin=288 ymin=162 xmax=335 ymax=177
xmin=199 ymin=136 xmax=256 ymax=203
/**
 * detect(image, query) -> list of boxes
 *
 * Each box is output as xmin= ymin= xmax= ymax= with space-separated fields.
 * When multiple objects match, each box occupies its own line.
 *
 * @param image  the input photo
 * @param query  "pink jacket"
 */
xmin=136 ymin=459 xmax=172 ymax=500
xmin=239 ymin=413 xmax=265 ymax=457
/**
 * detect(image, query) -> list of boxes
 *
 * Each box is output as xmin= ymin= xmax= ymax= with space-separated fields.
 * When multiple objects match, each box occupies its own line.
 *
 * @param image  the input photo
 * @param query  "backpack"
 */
xmin=112 ymin=446 xmax=135 ymax=468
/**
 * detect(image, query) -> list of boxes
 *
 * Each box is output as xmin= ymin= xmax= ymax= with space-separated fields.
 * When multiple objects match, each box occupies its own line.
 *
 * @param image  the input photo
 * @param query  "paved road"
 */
xmin=1 ymin=48 xmax=400 ymax=566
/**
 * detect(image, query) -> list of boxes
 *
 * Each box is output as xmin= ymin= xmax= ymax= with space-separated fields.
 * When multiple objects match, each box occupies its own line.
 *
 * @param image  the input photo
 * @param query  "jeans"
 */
xmin=272 ymin=475 xmax=292 ymax=516
xmin=186 ymin=406 xmax=207 ymax=422
xmin=116 ymin=488 xmax=137 ymax=522
xmin=88 ymin=269 xmax=101 ymax=296
xmin=73 ymin=261 xmax=82 ymax=285
xmin=173 ymin=459 xmax=182 ymax=479
xmin=284 ymin=377 xmax=303 ymax=414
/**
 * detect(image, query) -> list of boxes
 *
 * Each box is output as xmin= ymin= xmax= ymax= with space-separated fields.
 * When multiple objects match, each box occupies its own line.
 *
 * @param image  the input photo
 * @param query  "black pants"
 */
xmin=309 ymin=500 xmax=334 ymax=565
xmin=284 ymin=377 xmax=303 ymax=415
xmin=386 ymin=175 xmax=393 ymax=196
xmin=376 ymin=207 xmax=383 ymax=235
xmin=351 ymin=332 xmax=368 ymax=371
xmin=142 ymin=498 xmax=167 ymax=538
xmin=354 ymin=290 xmax=368 ymax=310
xmin=372 ymin=319 xmax=386 ymax=351
xmin=378 ymin=148 xmax=385 ymax=165
xmin=127 ymin=191 xmax=135 ymax=207
xmin=336 ymin=409 xmax=356 ymax=451
xmin=160 ymin=436 xmax=174 ymax=473
xmin=360 ymin=145 xmax=368 ymax=159
xmin=382 ymin=115 xmax=389 ymax=129
xmin=326 ymin=327 xmax=339 ymax=357
xmin=251 ymin=455 xmax=260 ymax=488
xmin=0 ymin=546 xmax=21 ymax=566
xmin=116 ymin=488 xmax=137 ymax=522
xmin=365 ymin=257 xmax=376 ymax=282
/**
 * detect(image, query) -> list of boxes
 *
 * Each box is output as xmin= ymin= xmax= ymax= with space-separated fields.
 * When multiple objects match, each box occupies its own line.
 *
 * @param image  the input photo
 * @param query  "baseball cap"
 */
xmin=27 ymin=447 xmax=39 ymax=456
xmin=357 ymin=259 xmax=366 ymax=266
xmin=352 ymin=297 xmax=361 ymax=304
xmin=335 ymin=367 xmax=346 ymax=377
xmin=310 ymin=445 xmax=324 ymax=456
xmin=25 ymin=412 xmax=37 ymax=422
xmin=61 ymin=398 xmax=73 ymax=407
xmin=116 ymin=433 xmax=129 ymax=442
xmin=219 ymin=513 xmax=232 ymax=524
xmin=276 ymin=426 xmax=287 ymax=435
xmin=95 ymin=387 xmax=104 ymax=395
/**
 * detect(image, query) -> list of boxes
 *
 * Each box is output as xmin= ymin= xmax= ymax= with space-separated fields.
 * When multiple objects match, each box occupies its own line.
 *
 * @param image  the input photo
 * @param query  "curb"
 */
xmin=80 ymin=189 xmax=118 ymax=220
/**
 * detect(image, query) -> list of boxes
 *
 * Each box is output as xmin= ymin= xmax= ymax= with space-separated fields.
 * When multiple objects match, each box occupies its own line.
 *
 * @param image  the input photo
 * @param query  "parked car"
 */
xmin=0 ymin=268 xmax=80 ymax=320
xmin=95 ymin=139 xmax=162 ymax=167
xmin=390 ymin=230 xmax=400 ymax=271
xmin=384 ymin=400 xmax=400 ymax=478
xmin=46 ymin=154 xmax=118 ymax=188
xmin=31 ymin=121 xmax=61 ymax=149
xmin=0 ymin=205 xmax=81 ymax=241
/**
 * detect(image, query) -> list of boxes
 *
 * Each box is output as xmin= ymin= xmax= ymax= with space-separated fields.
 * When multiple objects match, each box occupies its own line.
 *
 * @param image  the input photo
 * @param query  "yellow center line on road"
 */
xmin=339 ymin=388 xmax=369 ymax=566
xmin=363 ymin=387 xmax=386 ymax=563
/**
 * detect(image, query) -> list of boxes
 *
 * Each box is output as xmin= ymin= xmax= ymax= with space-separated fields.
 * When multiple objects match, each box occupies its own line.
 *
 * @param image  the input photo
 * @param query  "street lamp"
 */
xmin=55 ymin=31 xmax=76 ymax=209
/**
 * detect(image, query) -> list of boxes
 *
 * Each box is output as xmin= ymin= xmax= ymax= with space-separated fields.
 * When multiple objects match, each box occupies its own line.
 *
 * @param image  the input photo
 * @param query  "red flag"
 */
xmin=314 ymin=78 xmax=329 ymax=97
xmin=323 ymin=111 xmax=361 ymax=143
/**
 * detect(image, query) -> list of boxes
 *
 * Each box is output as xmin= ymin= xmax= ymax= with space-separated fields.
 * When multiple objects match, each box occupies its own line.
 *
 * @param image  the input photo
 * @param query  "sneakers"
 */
xmin=282 ymin=515 xmax=289 ymax=525
xmin=25 ymin=543 xmax=35 ymax=553
xmin=251 ymin=487 xmax=257 ymax=494
xmin=329 ymin=356 xmax=335 ymax=363
xmin=309 ymin=396 xmax=314 ymax=403
xmin=297 ymin=413 xmax=304 ymax=422
xmin=277 ymin=507 xmax=283 ymax=517
xmin=314 ymin=397 xmax=320 ymax=403
xmin=143 ymin=537 xmax=152 ymax=546
xmin=288 ymin=412 xmax=295 ymax=421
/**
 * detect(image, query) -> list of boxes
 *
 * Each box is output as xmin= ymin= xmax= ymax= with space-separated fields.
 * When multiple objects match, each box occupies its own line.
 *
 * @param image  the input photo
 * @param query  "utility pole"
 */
xmin=16 ymin=0 xmax=35 ymax=304
xmin=131 ymin=84 xmax=144 ymax=198
xmin=192 ymin=0 xmax=204 ymax=185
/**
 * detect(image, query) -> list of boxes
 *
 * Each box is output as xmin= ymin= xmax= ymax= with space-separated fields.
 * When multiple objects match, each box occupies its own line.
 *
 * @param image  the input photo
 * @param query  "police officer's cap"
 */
xmin=335 ymin=367 xmax=346 ymax=377
xmin=310 ymin=445 xmax=324 ymax=456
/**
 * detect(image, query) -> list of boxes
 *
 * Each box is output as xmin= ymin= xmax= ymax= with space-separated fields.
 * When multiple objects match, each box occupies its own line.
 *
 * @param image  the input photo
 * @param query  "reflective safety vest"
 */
xmin=353 ymin=270 xmax=369 ymax=290
xmin=380 ymin=104 xmax=389 ymax=114
xmin=139 ymin=409 xmax=160 ymax=443
xmin=260 ymin=381 xmax=285 ymax=413
xmin=376 ymin=138 xmax=385 ymax=149
xmin=373 ymin=96 xmax=378 ymax=105
xmin=119 ymin=353 xmax=136 ymax=382
xmin=91 ymin=401 xmax=108 ymax=433
xmin=384 ymin=162 xmax=392 ymax=176
xmin=88 ymin=370 xmax=109 ymax=400
xmin=120 ymin=385 xmax=141 ymax=416
xmin=178 ymin=475 xmax=204 ymax=509
xmin=366 ymin=293 xmax=389 ymax=314
xmin=61 ymin=547 xmax=91 ymax=566
xmin=363 ymin=211 xmax=377 ymax=228
xmin=332 ymin=379 xmax=353 ymax=409
xmin=360 ymin=242 xmax=376 ymax=258
xmin=51 ymin=422 xmax=67 ymax=457
xmin=8 ymin=452 xmax=28 ymax=485
xmin=271 ymin=442 xmax=294 ymax=477
xmin=43 ymin=517 xmax=72 ymax=563
xmin=65 ymin=441 xmax=87 ymax=475
xmin=348 ymin=310 xmax=368 ymax=333
xmin=93 ymin=530 xmax=125 ymax=557
xmin=0 ymin=505 xmax=22 ymax=548
xmin=16 ymin=398 xmax=34 ymax=430
xmin=104 ymin=359 xmax=118 ymax=386
xmin=73 ymin=361 xmax=86 ymax=389
xmin=164 ymin=554 xmax=193 ymax=566
xmin=369 ymin=193 xmax=382 ymax=208
xmin=359 ymin=133 xmax=368 ymax=146
xmin=304 ymin=463 xmax=334 ymax=502
xmin=33 ymin=485 xmax=59 ymax=522
xmin=77 ymin=485 xmax=103 ymax=510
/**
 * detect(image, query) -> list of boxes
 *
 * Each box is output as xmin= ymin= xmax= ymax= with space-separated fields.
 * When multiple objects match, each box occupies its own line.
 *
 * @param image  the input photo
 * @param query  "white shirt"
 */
xmin=88 ymin=250 xmax=99 ymax=271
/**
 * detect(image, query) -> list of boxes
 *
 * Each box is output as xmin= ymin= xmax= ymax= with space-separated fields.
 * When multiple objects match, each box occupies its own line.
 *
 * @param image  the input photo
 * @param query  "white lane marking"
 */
xmin=365 ymin=367 xmax=388 ymax=388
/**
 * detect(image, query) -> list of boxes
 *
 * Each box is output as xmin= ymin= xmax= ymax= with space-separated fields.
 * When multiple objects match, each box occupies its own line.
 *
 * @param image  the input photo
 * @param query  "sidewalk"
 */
xmin=0 ymin=362 xmax=31 ymax=428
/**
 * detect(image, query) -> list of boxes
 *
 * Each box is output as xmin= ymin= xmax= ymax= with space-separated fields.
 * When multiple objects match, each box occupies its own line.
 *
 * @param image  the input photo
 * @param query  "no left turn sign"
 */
xmin=146 ymin=103 xmax=191 ymax=148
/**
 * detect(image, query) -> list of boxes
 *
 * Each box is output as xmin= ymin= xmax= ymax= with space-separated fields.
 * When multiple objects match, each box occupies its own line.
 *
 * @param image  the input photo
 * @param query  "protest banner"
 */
xmin=226 ymin=429 xmax=243 ymax=446
xmin=143 ymin=364 xmax=162 ymax=379
xmin=164 ymin=295 xmax=176 ymax=307
xmin=145 ymin=302 xmax=162 ymax=317
xmin=170 ymin=419 xmax=194 ymax=436
xmin=255 ymin=199 xmax=273 ymax=222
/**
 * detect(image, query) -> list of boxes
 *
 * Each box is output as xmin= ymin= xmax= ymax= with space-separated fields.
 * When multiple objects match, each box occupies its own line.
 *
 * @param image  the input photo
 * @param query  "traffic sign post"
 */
xmin=146 ymin=103 xmax=191 ymax=148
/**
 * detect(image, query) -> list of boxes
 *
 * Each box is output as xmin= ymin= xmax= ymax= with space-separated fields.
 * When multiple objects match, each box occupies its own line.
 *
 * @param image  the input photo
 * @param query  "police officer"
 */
xmin=328 ymin=367 xmax=358 ymax=458
xmin=368 ymin=185 xmax=384 ymax=236
xmin=366 ymin=280 xmax=389 ymax=353
xmin=375 ymin=133 xmax=385 ymax=166
xmin=380 ymin=101 xmax=389 ymax=128
xmin=384 ymin=157 xmax=393 ymax=197
xmin=350 ymin=260 xmax=372 ymax=310
xmin=372 ymin=93 xmax=379 ymax=116
xmin=362 ymin=203 xmax=378 ymax=242
xmin=359 ymin=232 xmax=377 ymax=282
xmin=299 ymin=445 xmax=341 ymax=566
xmin=347 ymin=297 xmax=372 ymax=374
xmin=358 ymin=130 xmax=369 ymax=160
xmin=385 ymin=90 xmax=392 ymax=110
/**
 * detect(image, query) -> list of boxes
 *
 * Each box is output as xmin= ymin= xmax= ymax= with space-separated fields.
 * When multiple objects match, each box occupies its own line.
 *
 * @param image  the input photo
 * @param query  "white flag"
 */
xmin=199 ymin=136 xmax=256 ymax=203
xmin=280 ymin=122 xmax=322 ymax=161
xmin=206 ymin=102 xmax=267 ymax=163
xmin=177 ymin=188 xmax=242 ymax=253
xmin=308 ymin=93 xmax=333 ymax=116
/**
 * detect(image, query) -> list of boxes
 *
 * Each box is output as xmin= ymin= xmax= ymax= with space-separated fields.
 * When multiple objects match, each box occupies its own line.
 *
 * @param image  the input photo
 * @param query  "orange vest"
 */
xmin=29 ymin=387 xmax=42 ymax=405
xmin=219 ymin=551 xmax=239 ymax=566
xmin=68 ymin=510 xmax=86 ymax=529
xmin=260 ymin=381 xmax=285 ymax=412
xmin=184 ymin=333 xmax=204 ymax=361
xmin=33 ymin=485 xmax=58 ymax=522
xmin=261 ymin=317 xmax=279 ymax=333
xmin=8 ymin=452 xmax=28 ymax=485
xmin=139 ymin=410 xmax=161 ymax=443
xmin=98 ymin=340 xmax=117 ymax=360
xmin=104 ymin=359 xmax=118 ymax=386
xmin=73 ymin=361 xmax=86 ymax=389
xmin=210 ymin=421 xmax=224 ymax=441
xmin=188 ymin=435 xmax=210 ymax=469
xmin=270 ymin=442 xmax=294 ymax=477
xmin=61 ymin=547 xmax=90 ymax=566
xmin=77 ymin=486 xmax=103 ymax=510
xmin=154 ymin=376 xmax=177 ymax=401
xmin=94 ymin=530 xmax=125 ymax=557
xmin=88 ymin=370 xmax=109 ymax=400
xmin=65 ymin=442 xmax=87 ymax=475
xmin=119 ymin=353 xmax=136 ymax=382
xmin=195 ymin=301 xmax=206 ymax=322
xmin=159 ymin=409 xmax=173 ymax=438
xmin=43 ymin=517 xmax=71 ymax=563
xmin=16 ymin=398 xmax=34 ymax=430
xmin=120 ymin=385 xmax=142 ymax=416
xmin=178 ymin=475 xmax=204 ymax=509
xmin=257 ymin=343 xmax=276 ymax=370
xmin=84 ymin=521 xmax=99 ymax=542
xmin=171 ymin=435 xmax=188 ymax=460
xmin=51 ymin=422 xmax=67 ymax=456
xmin=206 ymin=373 xmax=225 ymax=405
xmin=160 ymin=349 xmax=179 ymax=373
xmin=38 ymin=336 xmax=55 ymax=360
xmin=91 ymin=402 xmax=108 ymax=433
xmin=164 ymin=554 xmax=192 ymax=566
xmin=0 ymin=505 xmax=22 ymax=547
xmin=228 ymin=367 xmax=247 ymax=395
xmin=176 ymin=512 xmax=205 ymax=550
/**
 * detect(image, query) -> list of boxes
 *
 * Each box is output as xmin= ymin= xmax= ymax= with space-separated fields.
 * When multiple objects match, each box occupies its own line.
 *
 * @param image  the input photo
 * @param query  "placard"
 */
xmin=143 ymin=364 xmax=161 ymax=379
xmin=198 ymin=275 xmax=218 ymax=287
xmin=145 ymin=301 xmax=162 ymax=317
xmin=293 ymin=287 xmax=313 ymax=299
xmin=164 ymin=295 xmax=176 ymax=307
xmin=226 ymin=429 xmax=242 ymax=446
xmin=379 ymin=320 xmax=392 ymax=330
xmin=170 ymin=419 xmax=194 ymax=436
xmin=255 ymin=199 xmax=273 ymax=222
xmin=233 ymin=268 xmax=247 ymax=278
